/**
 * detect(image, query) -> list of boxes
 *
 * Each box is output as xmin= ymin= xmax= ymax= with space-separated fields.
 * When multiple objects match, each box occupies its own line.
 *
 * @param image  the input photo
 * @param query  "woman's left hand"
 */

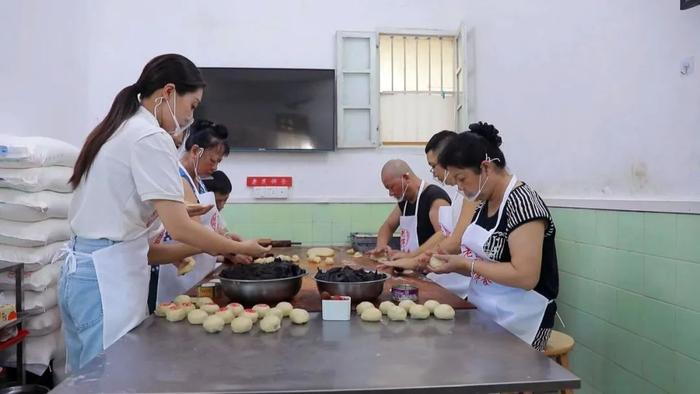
xmin=426 ymin=254 xmax=470 ymax=275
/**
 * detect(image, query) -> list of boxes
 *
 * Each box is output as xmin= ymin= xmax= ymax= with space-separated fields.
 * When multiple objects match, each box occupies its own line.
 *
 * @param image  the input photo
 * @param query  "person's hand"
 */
xmin=426 ymin=254 xmax=470 ymax=275
xmin=388 ymin=250 xmax=410 ymax=261
xmin=378 ymin=257 xmax=419 ymax=271
xmin=226 ymin=254 xmax=253 ymax=264
xmin=185 ymin=203 xmax=214 ymax=217
xmin=366 ymin=244 xmax=390 ymax=256
xmin=225 ymin=232 xmax=243 ymax=242
xmin=236 ymin=239 xmax=272 ymax=257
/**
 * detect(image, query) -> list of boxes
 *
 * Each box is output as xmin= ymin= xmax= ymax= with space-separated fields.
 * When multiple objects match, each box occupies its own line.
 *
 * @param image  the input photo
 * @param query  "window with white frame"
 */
xmin=379 ymin=34 xmax=456 ymax=144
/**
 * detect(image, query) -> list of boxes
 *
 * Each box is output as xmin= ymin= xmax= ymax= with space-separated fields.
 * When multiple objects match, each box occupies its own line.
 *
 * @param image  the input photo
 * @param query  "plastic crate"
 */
xmin=350 ymin=232 xmax=400 ymax=252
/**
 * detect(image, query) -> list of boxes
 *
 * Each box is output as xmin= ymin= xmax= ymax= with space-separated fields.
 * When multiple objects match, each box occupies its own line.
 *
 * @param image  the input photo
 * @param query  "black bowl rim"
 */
xmin=313 ymin=275 xmax=389 ymax=285
xmin=218 ymin=272 xmax=307 ymax=283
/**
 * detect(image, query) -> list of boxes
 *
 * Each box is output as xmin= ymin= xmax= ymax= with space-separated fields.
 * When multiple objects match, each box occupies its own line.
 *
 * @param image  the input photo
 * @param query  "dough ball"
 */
xmin=173 ymin=295 xmax=191 ymax=305
xmin=266 ymin=307 xmax=284 ymax=319
xmin=259 ymin=315 xmax=282 ymax=333
xmin=379 ymin=301 xmax=395 ymax=315
xmin=433 ymin=304 xmax=456 ymax=320
xmin=353 ymin=251 xmax=363 ymax=258
xmin=275 ymin=302 xmax=294 ymax=317
xmin=424 ymin=300 xmax=440 ymax=313
xmin=307 ymin=247 xmax=335 ymax=258
xmin=202 ymin=315 xmax=225 ymax=333
xmin=356 ymin=301 xmax=374 ymax=315
xmin=187 ymin=309 xmax=208 ymax=325
xmin=155 ymin=303 xmax=175 ymax=317
xmin=195 ymin=297 xmax=214 ymax=307
xmin=201 ymin=303 xmax=220 ymax=314
xmin=177 ymin=257 xmax=196 ymax=275
xmin=345 ymin=248 xmax=355 ymax=254
xmin=253 ymin=304 xmax=270 ymax=317
xmin=429 ymin=256 xmax=444 ymax=269
xmin=324 ymin=257 xmax=334 ymax=264
xmin=311 ymin=256 xmax=322 ymax=264
xmin=180 ymin=302 xmax=196 ymax=313
xmin=398 ymin=299 xmax=416 ymax=311
xmin=387 ymin=305 xmax=407 ymax=321
xmin=231 ymin=316 xmax=253 ymax=333
xmin=215 ymin=309 xmax=235 ymax=324
xmin=360 ymin=307 xmax=382 ymax=322
xmin=291 ymin=255 xmax=300 ymax=262
xmin=226 ymin=303 xmax=244 ymax=316
xmin=165 ymin=307 xmax=187 ymax=322
xmin=243 ymin=309 xmax=259 ymax=323
xmin=409 ymin=304 xmax=430 ymax=320
xmin=289 ymin=308 xmax=310 ymax=324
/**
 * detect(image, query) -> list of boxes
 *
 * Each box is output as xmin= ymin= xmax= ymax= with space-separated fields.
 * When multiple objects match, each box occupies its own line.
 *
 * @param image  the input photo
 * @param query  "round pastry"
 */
xmin=433 ymin=304 xmax=456 ymax=320
xmin=200 ymin=303 xmax=220 ymax=314
xmin=231 ymin=316 xmax=253 ymax=333
xmin=429 ymin=256 xmax=444 ymax=269
xmin=289 ymin=308 xmax=310 ymax=324
xmin=173 ymin=295 xmax=191 ymax=305
xmin=360 ymin=307 xmax=382 ymax=322
xmin=202 ymin=315 xmax=225 ymax=333
xmin=275 ymin=301 xmax=293 ymax=317
xmin=253 ymin=304 xmax=270 ymax=317
xmin=266 ymin=307 xmax=284 ymax=319
xmin=187 ymin=309 xmax=208 ymax=325
xmin=409 ymin=304 xmax=431 ymax=320
xmin=424 ymin=299 xmax=440 ymax=313
xmin=226 ymin=303 xmax=244 ymax=316
xmin=379 ymin=301 xmax=395 ymax=315
xmin=259 ymin=315 xmax=282 ymax=333
xmin=307 ymin=247 xmax=335 ymax=258
xmin=387 ymin=305 xmax=407 ymax=321
xmin=155 ymin=302 xmax=175 ymax=317
xmin=243 ymin=309 xmax=259 ymax=323
xmin=165 ymin=306 xmax=187 ymax=322
xmin=398 ymin=299 xmax=416 ymax=311
xmin=356 ymin=301 xmax=375 ymax=315
xmin=215 ymin=308 xmax=235 ymax=324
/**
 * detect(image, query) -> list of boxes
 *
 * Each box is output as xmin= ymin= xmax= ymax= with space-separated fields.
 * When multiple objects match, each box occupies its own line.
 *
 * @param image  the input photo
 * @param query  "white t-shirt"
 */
xmin=69 ymin=106 xmax=184 ymax=241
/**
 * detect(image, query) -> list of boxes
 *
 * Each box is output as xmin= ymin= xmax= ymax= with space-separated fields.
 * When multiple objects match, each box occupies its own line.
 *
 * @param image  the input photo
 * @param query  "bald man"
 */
xmin=369 ymin=159 xmax=451 ymax=255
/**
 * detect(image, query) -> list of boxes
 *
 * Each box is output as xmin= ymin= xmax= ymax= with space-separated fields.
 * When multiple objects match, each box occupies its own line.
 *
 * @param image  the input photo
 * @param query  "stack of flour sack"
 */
xmin=0 ymin=134 xmax=79 ymax=379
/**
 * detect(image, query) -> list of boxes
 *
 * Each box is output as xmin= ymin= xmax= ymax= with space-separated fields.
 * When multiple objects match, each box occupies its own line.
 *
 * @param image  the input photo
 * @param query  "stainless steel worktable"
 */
xmin=51 ymin=310 xmax=579 ymax=393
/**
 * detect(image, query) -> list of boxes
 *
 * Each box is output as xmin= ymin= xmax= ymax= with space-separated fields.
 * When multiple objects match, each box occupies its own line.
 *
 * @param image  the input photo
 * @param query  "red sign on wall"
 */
xmin=246 ymin=176 xmax=293 ymax=187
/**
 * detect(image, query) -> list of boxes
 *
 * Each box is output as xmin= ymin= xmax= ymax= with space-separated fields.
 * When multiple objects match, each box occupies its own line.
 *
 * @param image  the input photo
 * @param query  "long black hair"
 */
xmin=70 ymin=54 xmax=206 ymax=188
xmin=438 ymin=122 xmax=507 ymax=172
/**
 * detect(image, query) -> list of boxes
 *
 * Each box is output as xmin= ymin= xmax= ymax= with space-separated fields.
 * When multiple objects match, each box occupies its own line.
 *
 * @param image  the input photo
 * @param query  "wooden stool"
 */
xmin=544 ymin=330 xmax=575 ymax=394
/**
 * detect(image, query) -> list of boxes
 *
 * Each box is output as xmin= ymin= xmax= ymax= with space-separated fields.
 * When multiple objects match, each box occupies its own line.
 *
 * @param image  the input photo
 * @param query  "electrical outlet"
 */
xmin=253 ymin=186 xmax=289 ymax=199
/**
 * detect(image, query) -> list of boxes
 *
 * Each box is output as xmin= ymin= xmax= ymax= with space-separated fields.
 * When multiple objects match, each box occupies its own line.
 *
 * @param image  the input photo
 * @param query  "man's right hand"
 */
xmin=366 ymin=244 xmax=391 ymax=256
xmin=236 ymin=239 xmax=272 ymax=257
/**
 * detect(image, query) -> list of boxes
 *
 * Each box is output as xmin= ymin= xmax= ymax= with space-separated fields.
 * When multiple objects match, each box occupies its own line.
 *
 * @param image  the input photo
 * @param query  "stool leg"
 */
xmin=559 ymin=353 xmax=572 ymax=394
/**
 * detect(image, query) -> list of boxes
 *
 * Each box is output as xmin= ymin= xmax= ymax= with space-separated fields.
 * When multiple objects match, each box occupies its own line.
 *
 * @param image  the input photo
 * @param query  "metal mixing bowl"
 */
xmin=219 ymin=273 xmax=305 ymax=306
xmin=314 ymin=274 xmax=389 ymax=302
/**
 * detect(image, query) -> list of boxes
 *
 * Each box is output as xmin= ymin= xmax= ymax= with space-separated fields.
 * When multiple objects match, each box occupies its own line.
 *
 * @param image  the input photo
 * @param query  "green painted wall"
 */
xmin=222 ymin=203 xmax=700 ymax=393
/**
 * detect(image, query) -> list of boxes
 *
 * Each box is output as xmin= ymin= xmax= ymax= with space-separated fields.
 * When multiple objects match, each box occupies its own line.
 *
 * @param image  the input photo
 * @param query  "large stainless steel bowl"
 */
xmin=219 ymin=273 xmax=305 ymax=306
xmin=314 ymin=274 xmax=389 ymax=302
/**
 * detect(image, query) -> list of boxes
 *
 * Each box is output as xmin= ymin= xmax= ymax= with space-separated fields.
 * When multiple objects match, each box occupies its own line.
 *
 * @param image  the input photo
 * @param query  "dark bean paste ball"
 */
xmin=221 ymin=261 xmax=305 ymax=280
xmin=315 ymin=266 xmax=387 ymax=282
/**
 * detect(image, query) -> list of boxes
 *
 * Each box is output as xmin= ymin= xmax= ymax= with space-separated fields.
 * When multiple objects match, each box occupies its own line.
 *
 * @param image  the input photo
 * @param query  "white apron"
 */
xmin=427 ymin=191 xmax=470 ymax=299
xmin=462 ymin=175 xmax=550 ymax=345
xmin=398 ymin=180 xmax=425 ymax=253
xmin=156 ymin=165 xmax=219 ymax=303
xmin=93 ymin=236 xmax=150 ymax=349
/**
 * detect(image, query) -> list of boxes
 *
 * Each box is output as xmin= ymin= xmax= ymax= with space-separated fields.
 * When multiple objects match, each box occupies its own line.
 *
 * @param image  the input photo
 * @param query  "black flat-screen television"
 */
xmin=195 ymin=68 xmax=336 ymax=151
xmin=681 ymin=0 xmax=700 ymax=9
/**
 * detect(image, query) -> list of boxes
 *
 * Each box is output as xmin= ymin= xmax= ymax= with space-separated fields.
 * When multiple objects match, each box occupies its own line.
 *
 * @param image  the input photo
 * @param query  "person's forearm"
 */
xmin=148 ymin=243 xmax=202 ymax=265
xmin=376 ymin=223 xmax=394 ymax=249
xmin=437 ymin=232 xmax=462 ymax=254
xmin=411 ymin=232 xmax=445 ymax=257
xmin=472 ymin=259 xmax=539 ymax=290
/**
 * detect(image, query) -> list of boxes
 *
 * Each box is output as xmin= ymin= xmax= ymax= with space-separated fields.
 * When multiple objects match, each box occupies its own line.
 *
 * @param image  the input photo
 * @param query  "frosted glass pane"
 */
xmin=442 ymin=39 xmax=454 ymax=92
xmin=429 ymin=38 xmax=442 ymax=92
xmin=380 ymin=95 xmax=455 ymax=142
xmin=343 ymin=109 xmax=371 ymax=144
xmin=343 ymin=37 xmax=370 ymax=70
xmin=379 ymin=35 xmax=392 ymax=92
xmin=392 ymin=36 xmax=405 ymax=92
xmin=416 ymin=38 xmax=430 ymax=92
xmin=405 ymin=37 xmax=417 ymax=91
xmin=342 ymin=73 xmax=370 ymax=106
xmin=456 ymin=70 xmax=463 ymax=106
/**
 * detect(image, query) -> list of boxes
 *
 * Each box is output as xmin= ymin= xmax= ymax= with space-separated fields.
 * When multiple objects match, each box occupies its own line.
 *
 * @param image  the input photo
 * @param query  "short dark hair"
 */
xmin=438 ymin=122 xmax=506 ymax=172
xmin=185 ymin=119 xmax=230 ymax=156
xmin=202 ymin=170 xmax=232 ymax=194
xmin=425 ymin=130 xmax=457 ymax=154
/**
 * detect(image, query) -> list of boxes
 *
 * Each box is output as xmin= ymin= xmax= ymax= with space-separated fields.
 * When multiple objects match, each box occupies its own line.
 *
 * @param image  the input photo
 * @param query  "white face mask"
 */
xmin=396 ymin=178 xmax=408 ymax=202
xmin=441 ymin=170 xmax=450 ymax=186
xmin=460 ymin=154 xmax=500 ymax=202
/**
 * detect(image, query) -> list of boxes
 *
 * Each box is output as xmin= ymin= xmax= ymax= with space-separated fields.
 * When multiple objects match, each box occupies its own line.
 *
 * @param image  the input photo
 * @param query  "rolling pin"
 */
xmin=258 ymin=239 xmax=302 ymax=247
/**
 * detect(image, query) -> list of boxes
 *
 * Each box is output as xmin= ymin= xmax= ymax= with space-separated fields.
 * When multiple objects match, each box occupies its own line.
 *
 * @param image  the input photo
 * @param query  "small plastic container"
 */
xmin=321 ymin=296 xmax=351 ymax=320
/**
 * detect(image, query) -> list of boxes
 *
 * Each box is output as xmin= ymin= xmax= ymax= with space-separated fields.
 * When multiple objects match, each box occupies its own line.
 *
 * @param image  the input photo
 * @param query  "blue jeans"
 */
xmin=57 ymin=236 xmax=116 ymax=373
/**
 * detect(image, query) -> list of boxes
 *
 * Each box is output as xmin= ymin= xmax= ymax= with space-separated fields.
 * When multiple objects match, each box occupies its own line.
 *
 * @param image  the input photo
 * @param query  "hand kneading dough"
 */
xmin=387 ymin=306 xmax=407 ymax=321
xmin=203 ymin=315 xmax=225 ymax=333
xmin=215 ymin=309 xmax=235 ymax=324
xmin=187 ymin=309 xmax=208 ymax=325
xmin=226 ymin=303 xmax=244 ymax=316
xmin=155 ymin=303 xmax=175 ymax=317
xmin=379 ymin=301 xmax=395 ymax=315
xmin=166 ymin=307 xmax=187 ymax=322
xmin=243 ymin=309 xmax=259 ymax=323
xmin=173 ymin=295 xmax=191 ymax=305
xmin=398 ymin=299 xmax=416 ymax=311
xmin=360 ymin=307 xmax=382 ymax=322
xmin=307 ymin=247 xmax=335 ymax=258
xmin=289 ymin=308 xmax=310 ymax=324
xmin=424 ymin=299 xmax=440 ymax=313
xmin=259 ymin=315 xmax=282 ymax=333
xmin=356 ymin=301 xmax=374 ymax=315
xmin=433 ymin=304 xmax=456 ymax=320
xmin=201 ymin=303 xmax=220 ymax=314
xmin=429 ymin=256 xmax=444 ymax=269
xmin=231 ymin=316 xmax=253 ymax=333
xmin=253 ymin=304 xmax=270 ymax=317
xmin=275 ymin=302 xmax=293 ymax=317
xmin=409 ymin=304 xmax=430 ymax=319
xmin=266 ymin=307 xmax=284 ymax=319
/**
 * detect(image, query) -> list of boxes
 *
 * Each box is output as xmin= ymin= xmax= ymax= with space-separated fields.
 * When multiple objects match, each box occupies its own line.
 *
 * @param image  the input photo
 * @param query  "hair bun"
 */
xmin=212 ymin=124 xmax=228 ymax=140
xmin=468 ymin=122 xmax=502 ymax=147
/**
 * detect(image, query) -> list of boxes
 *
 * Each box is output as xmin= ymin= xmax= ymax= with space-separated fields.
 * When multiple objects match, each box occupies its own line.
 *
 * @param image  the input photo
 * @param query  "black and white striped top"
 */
xmin=471 ymin=182 xmax=559 ymax=328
